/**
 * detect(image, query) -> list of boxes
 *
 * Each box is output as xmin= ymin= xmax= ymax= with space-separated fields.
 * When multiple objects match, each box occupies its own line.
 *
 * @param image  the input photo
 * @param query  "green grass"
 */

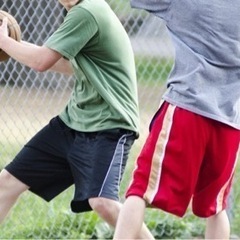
xmin=1 ymin=141 xmax=240 ymax=239
xmin=1 ymin=188 xmax=109 ymax=239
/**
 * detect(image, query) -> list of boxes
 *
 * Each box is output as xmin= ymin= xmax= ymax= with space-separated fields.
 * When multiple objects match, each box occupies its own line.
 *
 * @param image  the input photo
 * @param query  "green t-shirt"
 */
xmin=44 ymin=0 xmax=140 ymax=134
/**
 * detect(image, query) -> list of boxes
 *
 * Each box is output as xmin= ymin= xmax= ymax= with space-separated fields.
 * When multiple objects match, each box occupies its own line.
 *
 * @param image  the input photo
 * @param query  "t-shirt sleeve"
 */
xmin=130 ymin=0 xmax=171 ymax=20
xmin=44 ymin=6 xmax=98 ymax=60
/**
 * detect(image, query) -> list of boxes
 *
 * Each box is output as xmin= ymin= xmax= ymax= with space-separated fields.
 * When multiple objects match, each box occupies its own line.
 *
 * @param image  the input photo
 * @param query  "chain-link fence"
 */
xmin=0 ymin=0 xmax=239 ymax=239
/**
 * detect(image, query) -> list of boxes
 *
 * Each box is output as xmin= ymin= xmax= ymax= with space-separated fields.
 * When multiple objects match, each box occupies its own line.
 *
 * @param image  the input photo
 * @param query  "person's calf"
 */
xmin=89 ymin=196 xmax=154 ymax=239
xmin=89 ymin=197 xmax=121 ymax=227
xmin=0 ymin=169 xmax=29 ymax=223
xmin=205 ymin=210 xmax=230 ymax=239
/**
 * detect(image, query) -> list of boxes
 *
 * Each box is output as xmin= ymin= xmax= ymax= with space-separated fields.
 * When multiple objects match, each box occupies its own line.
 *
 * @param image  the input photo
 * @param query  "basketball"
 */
xmin=0 ymin=10 xmax=21 ymax=61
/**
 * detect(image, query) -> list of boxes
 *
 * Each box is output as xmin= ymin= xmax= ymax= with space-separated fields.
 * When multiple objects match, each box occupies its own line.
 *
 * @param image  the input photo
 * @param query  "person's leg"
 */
xmin=68 ymin=128 xmax=153 ymax=239
xmin=89 ymin=197 xmax=122 ymax=227
xmin=0 ymin=169 xmax=29 ymax=223
xmin=205 ymin=210 xmax=230 ymax=239
xmin=1 ymin=117 xmax=74 ymax=225
xmin=192 ymin=121 xmax=240 ymax=239
xmin=113 ymin=103 xmax=204 ymax=239
xmin=113 ymin=196 xmax=148 ymax=239
xmin=89 ymin=196 xmax=153 ymax=239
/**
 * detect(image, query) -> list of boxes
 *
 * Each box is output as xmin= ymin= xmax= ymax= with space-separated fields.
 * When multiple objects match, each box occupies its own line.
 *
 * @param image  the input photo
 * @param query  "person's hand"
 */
xmin=0 ymin=17 xmax=9 ymax=48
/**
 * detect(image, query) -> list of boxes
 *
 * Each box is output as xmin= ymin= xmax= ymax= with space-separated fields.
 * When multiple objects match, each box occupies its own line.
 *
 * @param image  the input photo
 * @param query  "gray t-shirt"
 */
xmin=131 ymin=0 xmax=240 ymax=130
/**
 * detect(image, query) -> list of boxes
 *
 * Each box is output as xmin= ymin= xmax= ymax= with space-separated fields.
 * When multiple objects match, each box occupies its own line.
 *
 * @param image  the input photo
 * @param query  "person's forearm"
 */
xmin=21 ymin=40 xmax=73 ymax=75
xmin=0 ymin=34 xmax=64 ymax=74
xmin=0 ymin=17 xmax=72 ymax=74
xmin=0 ymin=36 xmax=45 ymax=70
xmin=0 ymin=36 xmax=39 ymax=68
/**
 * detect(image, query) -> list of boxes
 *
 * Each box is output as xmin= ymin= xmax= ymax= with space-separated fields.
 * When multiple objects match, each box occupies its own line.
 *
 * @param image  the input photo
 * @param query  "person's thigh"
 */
xmin=0 ymin=169 xmax=29 ymax=194
xmin=127 ymin=102 xmax=208 ymax=217
xmin=5 ymin=116 xmax=75 ymax=201
xmin=69 ymin=129 xmax=136 ymax=213
xmin=192 ymin=121 xmax=240 ymax=217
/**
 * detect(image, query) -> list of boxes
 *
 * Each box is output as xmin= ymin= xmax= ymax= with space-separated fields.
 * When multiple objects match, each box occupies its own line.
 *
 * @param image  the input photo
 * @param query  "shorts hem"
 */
xmin=71 ymin=194 xmax=119 ymax=213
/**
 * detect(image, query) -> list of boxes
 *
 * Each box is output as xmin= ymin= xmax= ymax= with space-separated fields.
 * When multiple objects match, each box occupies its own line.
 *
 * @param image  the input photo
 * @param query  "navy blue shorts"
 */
xmin=5 ymin=116 xmax=136 ymax=213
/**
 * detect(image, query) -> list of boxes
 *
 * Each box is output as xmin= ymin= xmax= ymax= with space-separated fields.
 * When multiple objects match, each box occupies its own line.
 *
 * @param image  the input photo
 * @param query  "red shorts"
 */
xmin=126 ymin=101 xmax=240 ymax=217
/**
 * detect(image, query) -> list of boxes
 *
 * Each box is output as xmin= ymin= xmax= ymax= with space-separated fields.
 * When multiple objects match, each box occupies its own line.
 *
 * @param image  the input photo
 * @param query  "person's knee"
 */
xmin=0 ymin=169 xmax=14 ymax=188
xmin=0 ymin=169 xmax=29 ymax=196
xmin=89 ymin=197 xmax=121 ymax=219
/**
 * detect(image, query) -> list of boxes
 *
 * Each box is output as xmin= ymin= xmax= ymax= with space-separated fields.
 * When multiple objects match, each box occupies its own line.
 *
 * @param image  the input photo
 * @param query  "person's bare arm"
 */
xmin=0 ymin=17 xmax=73 ymax=75
xmin=21 ymin=41 xmax=73 ymax=75
xmin=49 ymin=56 xmax=73 ymax=75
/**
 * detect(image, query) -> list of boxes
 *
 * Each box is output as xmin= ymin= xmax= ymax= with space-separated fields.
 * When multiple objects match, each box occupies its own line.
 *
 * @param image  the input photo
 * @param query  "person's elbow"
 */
xmin=32 ymin=61 xmax=53 ymax=72
xmin=31 ymin=47 xmax=62 ymax=72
